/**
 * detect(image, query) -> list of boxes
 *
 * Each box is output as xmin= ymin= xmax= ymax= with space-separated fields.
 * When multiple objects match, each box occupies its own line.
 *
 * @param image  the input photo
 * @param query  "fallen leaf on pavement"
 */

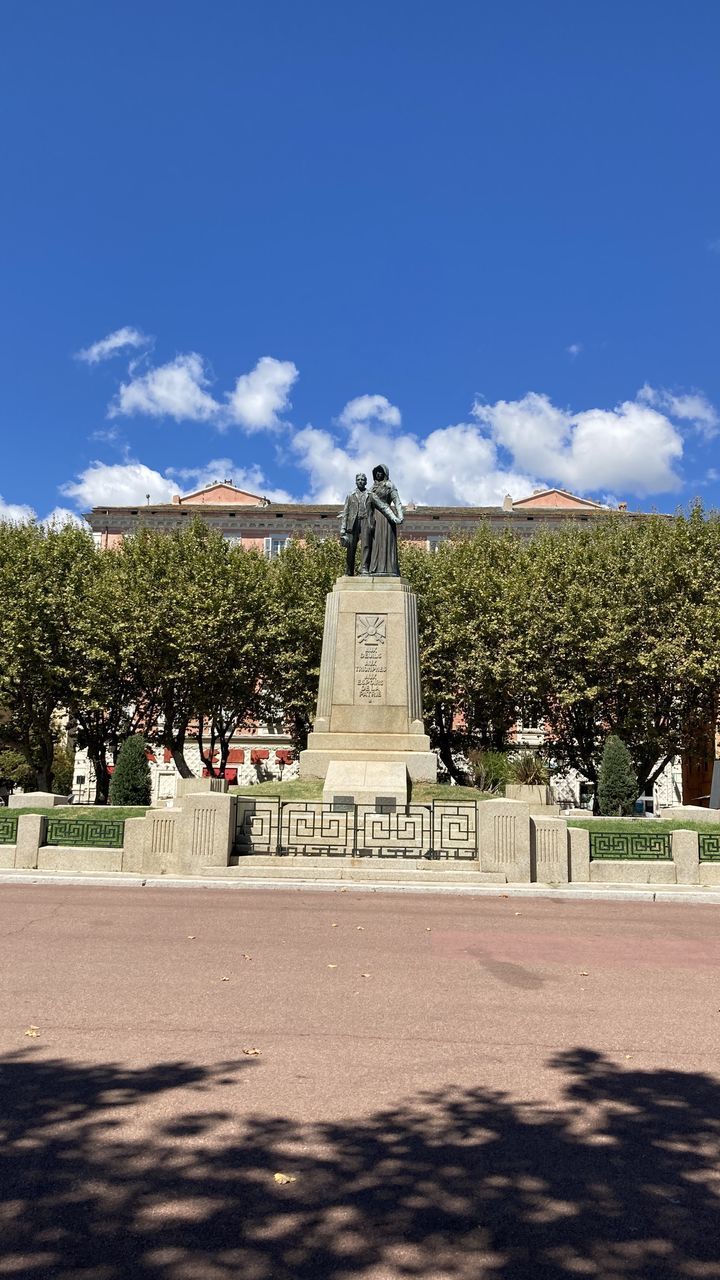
xmin=356 ymin=926 xmax=364 ymax=930
xmin=331 ymin=923 xmax=338 ymax=928
xmin=242 ymin=1047 xmax=261 ymax=1056
xmin=273 ymin=1172 xmax=296 ymax=1184
xmin=24 ymin=1026 xmax=40 ymax=1038
xmin=220 ymin=976 xmax=230 ymax=982
xmin=327 ymin=964 xmax=338 ymax=969
xmin=187 ymin=935 xmax=195 ymax=939
xmin=579 ymin=971 xmax=589 ymax=976
xmin=242 ymin=954 xmax=253 ymax=960
xmin=361 ymin=972 xmax=371 ymax=978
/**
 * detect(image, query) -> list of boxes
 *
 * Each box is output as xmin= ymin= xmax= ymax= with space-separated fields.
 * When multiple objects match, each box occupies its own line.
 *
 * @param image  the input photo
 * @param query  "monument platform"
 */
xmin=299 ymin=575 xmax=438 ymax=785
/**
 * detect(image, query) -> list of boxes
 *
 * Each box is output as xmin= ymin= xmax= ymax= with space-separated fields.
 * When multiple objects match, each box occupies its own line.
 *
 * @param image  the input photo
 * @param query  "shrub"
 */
xmin=507 ymin=751 xmax=549 ymax=786
xmin=0 ymin=749 xmax=37 ymax=793
xmin=467 ymin=749 xmax=509 ymax=794
xmin=597 ymin=735 xmax=638 ymax=816
xmin=52 ymin=742 xmax=75 ymax=795
xmin=109 ymin=735 xmax=152 ymax=806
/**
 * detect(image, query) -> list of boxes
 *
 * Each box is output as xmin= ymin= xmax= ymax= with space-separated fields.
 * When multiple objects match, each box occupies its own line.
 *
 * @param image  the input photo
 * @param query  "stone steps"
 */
xmin=201 ymin=856 xmax=505 ymax=884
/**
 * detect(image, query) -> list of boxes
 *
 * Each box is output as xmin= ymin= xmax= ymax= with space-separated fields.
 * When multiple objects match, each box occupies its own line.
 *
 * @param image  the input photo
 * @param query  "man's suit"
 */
xmin=340 ymin=488 xmax=374 ymax=575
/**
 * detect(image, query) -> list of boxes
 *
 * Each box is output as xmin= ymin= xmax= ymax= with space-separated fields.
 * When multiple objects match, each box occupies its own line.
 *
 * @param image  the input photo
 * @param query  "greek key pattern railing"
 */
xmin=699 ymin=833 xmax=720 ymax=862
xmin=589 ymin=831 xmax=672 ymax=861
xmin=0 ymin=814 xmax=18 ymax=844
xmin=233 ymin=799 xmax=478 ymax=860
xmin=44 ymin=817 xmax=125 ymax=849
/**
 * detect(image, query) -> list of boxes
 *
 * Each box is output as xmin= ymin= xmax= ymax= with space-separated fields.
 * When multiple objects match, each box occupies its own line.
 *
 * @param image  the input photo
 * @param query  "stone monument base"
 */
xmin=299 ymin=575 xmax=437 ymax=785
xmin=323 ymin=760 xmax=409 ymax=807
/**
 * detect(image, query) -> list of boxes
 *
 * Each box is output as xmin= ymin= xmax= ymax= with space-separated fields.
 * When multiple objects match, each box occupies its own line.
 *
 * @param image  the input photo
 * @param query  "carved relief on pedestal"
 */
xmin=354 ymin=613 xmax=387 ymax=705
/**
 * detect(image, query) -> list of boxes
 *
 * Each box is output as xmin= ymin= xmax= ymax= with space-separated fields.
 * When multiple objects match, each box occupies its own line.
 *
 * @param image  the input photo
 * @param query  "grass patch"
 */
xmin=231 ymin=779 xmax=493 ymax=803
xmin=567 ymin=817 xmax=720 ymax=834
xmin=6 ymin=805 xmax=149 ymax=821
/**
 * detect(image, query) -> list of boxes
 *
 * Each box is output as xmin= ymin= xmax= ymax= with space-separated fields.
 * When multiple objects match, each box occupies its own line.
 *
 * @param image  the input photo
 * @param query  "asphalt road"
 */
xmin=1 ymin=883 xmax=719 ymax=1279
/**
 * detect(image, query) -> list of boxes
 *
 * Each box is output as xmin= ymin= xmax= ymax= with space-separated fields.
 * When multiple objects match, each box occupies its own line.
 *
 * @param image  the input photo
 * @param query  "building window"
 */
xmin=427 ymin=536 xmax=446 ymax=553
xmin=264 ymin=535 xmax=290 ymax=560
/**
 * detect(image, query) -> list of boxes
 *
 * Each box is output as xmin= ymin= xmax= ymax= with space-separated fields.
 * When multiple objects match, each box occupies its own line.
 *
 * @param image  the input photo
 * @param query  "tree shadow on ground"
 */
xmin=1 ymin=1046 xmax=718 ymax=1279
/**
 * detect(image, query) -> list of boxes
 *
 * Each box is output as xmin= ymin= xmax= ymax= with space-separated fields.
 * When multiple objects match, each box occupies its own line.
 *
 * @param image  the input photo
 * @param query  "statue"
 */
xmin=340 ymin=473 xmax=374 ymax=576
xmin=339 ymin=465 xmax=404 ymax=576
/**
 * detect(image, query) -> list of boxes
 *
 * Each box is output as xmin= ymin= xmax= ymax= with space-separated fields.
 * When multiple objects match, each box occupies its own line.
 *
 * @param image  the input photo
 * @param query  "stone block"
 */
xmin=301 ymin=748 xmax=438 ymax=782
xmin=8 ymin=792 xmax=69 ymax=808
xmin=37 ymin=847 xmax=123 ymax=873
xmin=568 ymin=827 xmax=590 ymax=881
xmin=661 ymin=805 xmax=718 ymax=824
xmin=699 ymin=863 xmax=720 ymax=886
xmin=175 ymin=777 xmax=228 ymax=798
xmin=142 ymin=809 xmax=182 ymax=874
xmin=121 ymin=817 xmax=146 ymax=873
xmin=672 ymin=830 xmax=700 ymax=885
xmin=15 ymin=814 xmax=43 ymax=868
xmin=323 ymin=760 xmax=409 ymax=807
xmin=589 ymin=861 xmax=676 ymax=884
xmin=178 ymin=793 xmax=234 ymax=870
xmin=506 ymin=784 xmax=554 ymax=806
xmin=479 ymin=799 xmax=531 ymax=881
xmin=0 ymin=847 xmax=16 ymax=869
xmin=530 ymin=816 xmax=569 ymax=882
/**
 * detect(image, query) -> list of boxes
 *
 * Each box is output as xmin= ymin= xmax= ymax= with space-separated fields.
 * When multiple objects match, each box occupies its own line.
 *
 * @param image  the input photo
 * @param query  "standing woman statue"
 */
xmin=369 ymin=463 xmax=404 ymax=576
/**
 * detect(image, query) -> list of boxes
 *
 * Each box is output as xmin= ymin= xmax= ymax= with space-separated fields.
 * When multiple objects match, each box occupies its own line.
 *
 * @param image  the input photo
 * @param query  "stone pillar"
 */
xmin=142 ymin=810 xmax=181 ymax=875
xmin=121 ymin=817 xmax=146 ymax=873
xmin=178 ymin=793 xmax=235 ymax=870
xmin=672 ymin=829 xmax=700 ymax=885
xmin=15 ymin=814 xmax=44 ymax=869
xmin=300 ymin=576 xmax=437 ymax=784
xmin=530 ymin=816 xmax=570 ymax=882
xmin=479 ymin=799 xmax=531 ymax=882
xmin=568 ymin=827 xmax=590 ymax=882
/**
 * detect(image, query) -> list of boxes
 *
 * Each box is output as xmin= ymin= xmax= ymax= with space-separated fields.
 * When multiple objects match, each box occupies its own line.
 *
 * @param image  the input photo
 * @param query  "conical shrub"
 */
xmin=597 ymin=735 xmax=638 ymax=816
xmin=109 ymin=735 xmax=152 ymax=806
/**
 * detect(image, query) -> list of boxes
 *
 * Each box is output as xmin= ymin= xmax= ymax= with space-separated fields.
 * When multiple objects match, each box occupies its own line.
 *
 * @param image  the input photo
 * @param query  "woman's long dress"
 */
xmin=369 ymin=482 xmax=400 ymax=576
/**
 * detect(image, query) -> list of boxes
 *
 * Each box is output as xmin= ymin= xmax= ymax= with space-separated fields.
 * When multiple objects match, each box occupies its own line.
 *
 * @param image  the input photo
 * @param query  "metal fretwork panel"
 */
xmin=431 ymin=802 xmax=478 ymax=860
xmin=44 ymin=817 xmax=125 ymax=849
xmin=0 ymin=814 xmax=18 ymax=844
xmin=355 ymin=804 xmax=430 ymax=858
xmin=699 ymin=833 xmax=720 ymax=862
xmin=589 ymin=831 xmax=671 ymax=861
xmin=281 ymin=802 xmax=352 ymax=856
xmin=233 ymin=798 xmax=280 ymax=855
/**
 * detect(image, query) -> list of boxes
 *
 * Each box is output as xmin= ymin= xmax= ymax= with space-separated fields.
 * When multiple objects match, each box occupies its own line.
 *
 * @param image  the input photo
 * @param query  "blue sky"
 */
xmin=1 ymin=1 xmax=719 ymax=519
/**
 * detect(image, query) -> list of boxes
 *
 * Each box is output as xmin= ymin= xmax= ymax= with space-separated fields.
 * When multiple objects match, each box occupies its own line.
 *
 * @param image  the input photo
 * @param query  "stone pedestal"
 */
xmin=300 ymin=576 xmax=437 ymax=785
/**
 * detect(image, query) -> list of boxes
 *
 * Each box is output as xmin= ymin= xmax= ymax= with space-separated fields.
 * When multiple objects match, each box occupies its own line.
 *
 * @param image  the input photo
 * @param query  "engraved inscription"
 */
xmin=355 ymin=613 xmax=387 ymax=704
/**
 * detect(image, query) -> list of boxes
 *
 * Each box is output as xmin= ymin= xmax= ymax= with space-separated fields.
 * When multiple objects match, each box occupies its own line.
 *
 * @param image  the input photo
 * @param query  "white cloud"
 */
xmin=472 ymin=391 xmax=684 ymax=497
xmin=41 ymin=507 xmax=86 ymax=528
xmin=291 ymin=420 xmax=538 ymax=507
xmin=0 ymin=495 xmax=36 ymax=523
xmin=109 ymin=353 xmax=220 ymax=422
xmin=638 ymin=384 xmax=719 ymax=438
xmin=566 ymin=343 xmax=583 ymax=358
xmin=227 ymin=356 xmax=298 ymax=431
xmin=337 ymin=394 xmax=402 ymax=431
xmin=76 ymin=326 xmax=151 ymax=364
xmin=168 ymin=458 xmax=292 ymax=503
xmin=60 ymin=461 xmax=178 ymax=509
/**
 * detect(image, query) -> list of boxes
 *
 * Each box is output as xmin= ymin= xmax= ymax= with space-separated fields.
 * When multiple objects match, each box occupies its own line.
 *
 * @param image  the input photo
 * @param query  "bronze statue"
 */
xmin=340 ymin=473 xmax=374 ymax=575
xmin=339 ymin=465 xmax=404 ymax=576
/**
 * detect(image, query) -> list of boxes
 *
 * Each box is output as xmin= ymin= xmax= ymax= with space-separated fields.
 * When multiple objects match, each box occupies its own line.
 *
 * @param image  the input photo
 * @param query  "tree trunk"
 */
xmin=434 ymin=703 xmax=470 ymax=785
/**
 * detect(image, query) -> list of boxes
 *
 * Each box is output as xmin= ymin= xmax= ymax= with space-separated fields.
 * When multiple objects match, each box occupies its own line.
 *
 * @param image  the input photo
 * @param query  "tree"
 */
xmin=598 ymin=735 xmax=638 ymax=815
xmin=109 ymin=735 xmax=152 ymax=806
xmin=403 ymin=530 xmax=524 ymax=782
xmin=267 ymin=536 xmax=345 ymax=749
xmin=0 ymin=520 xmax=93 ymax=791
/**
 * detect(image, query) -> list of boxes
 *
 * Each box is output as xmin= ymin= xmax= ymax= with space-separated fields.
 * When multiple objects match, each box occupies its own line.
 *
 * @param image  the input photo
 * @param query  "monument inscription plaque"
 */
xmin=355 ymin=613 xmax=387 ymax=704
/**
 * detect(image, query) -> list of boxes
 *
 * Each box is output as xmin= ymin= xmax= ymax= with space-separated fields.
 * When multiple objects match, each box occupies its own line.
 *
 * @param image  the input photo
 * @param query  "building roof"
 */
xmin=174 ymin=481 xmax=266 ymax=506
xmin=511 ymin=488 xmax=606 ymax=510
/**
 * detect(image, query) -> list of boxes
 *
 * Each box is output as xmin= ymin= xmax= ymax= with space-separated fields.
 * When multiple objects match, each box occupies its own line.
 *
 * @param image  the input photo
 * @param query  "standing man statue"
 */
xmin=340 ymin=472 xmax=374 ymax=575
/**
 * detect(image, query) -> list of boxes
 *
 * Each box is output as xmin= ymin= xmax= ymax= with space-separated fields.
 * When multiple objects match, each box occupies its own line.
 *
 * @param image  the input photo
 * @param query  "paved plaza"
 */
xmin=1 ymin=884 xmax=719 ymax=1278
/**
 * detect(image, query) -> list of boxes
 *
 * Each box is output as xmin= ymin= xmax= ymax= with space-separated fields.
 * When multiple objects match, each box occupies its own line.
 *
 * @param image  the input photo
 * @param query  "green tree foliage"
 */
xmin=0 ymin=521 xmax=92 ymax=791
xmin=597 ymin=735 xmax=639 ymax=816
xmin=0 ymin=748 xmax=37 ymax=793
xmin=0 ymin=505 xmax=719 ymax=800
xmin=109 ymin=734 xmax=152 ymax=806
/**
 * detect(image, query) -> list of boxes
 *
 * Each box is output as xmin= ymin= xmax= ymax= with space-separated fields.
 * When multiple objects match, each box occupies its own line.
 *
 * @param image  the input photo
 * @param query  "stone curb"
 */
xmin=0 ymin=869 xmax=719 ymax=905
